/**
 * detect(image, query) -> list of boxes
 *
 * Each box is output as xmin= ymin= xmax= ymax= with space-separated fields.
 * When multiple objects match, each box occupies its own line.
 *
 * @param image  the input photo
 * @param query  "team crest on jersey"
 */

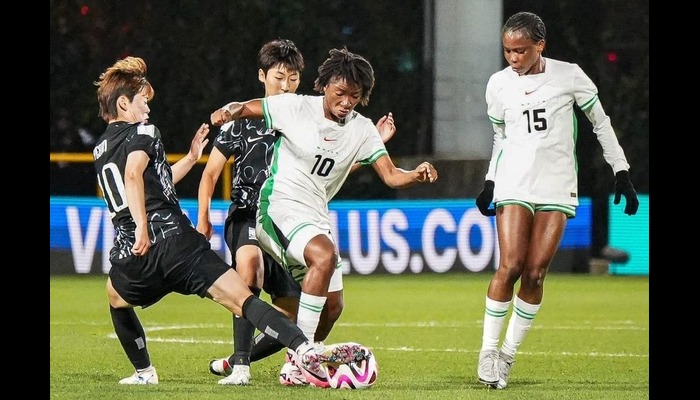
xmin=93 ymin=140 xmax=107 ymax=160
xmin=137 ymin=124 xmax=155 ymax=138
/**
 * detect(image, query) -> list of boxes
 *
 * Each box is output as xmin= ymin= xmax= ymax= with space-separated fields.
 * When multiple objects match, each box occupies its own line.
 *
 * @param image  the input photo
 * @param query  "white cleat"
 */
xmin=119 ymin=367 xmax=159 ymax=385
xmin=217 ymin=365 xmax=251 ymax=385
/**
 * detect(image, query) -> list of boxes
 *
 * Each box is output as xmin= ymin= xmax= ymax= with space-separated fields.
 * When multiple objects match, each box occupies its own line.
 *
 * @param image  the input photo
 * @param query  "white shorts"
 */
xmin=256 ymin=210 xmax=343 ymax=292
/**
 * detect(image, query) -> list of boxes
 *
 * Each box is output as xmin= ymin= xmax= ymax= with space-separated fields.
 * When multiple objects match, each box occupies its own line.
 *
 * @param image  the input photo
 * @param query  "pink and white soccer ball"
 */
xmin=325 ymin=342 xmax=378 ymax=389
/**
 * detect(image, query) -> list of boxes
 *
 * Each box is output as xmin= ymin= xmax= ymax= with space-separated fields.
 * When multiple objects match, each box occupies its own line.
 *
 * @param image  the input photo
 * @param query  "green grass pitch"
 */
xmin=50 ymin=272 xmax=649 ymax=399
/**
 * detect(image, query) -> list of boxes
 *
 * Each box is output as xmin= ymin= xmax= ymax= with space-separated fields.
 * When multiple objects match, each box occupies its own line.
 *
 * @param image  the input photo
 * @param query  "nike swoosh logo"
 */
xmin=323 ymin=137 xmax=337 ymax=142
xmin=247 ymin=136 xmax=264 ymax=142
xmin=525 ymin=89 xmax=537 ymax=95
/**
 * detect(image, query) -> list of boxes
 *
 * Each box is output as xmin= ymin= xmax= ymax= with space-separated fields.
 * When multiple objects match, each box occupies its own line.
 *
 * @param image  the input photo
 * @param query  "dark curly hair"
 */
xmin=313 ymin=47 xmax=375 ymax=106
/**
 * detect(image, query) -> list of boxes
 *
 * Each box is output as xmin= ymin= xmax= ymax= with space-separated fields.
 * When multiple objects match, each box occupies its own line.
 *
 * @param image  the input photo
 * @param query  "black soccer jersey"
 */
xmin=214 ymin=118 xmax=278 ymax=210
xmin=93 ymin=122 xmax=189 ymax=258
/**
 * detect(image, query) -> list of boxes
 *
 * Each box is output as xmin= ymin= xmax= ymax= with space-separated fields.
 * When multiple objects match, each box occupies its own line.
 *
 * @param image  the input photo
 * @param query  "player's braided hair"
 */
xmin=313 ymin=47 xmax=375 ymax=106
xmin=94 ymin=56 xmax=154 ymax=122
xmin=502 ymin=11 xmax=546 ymax=42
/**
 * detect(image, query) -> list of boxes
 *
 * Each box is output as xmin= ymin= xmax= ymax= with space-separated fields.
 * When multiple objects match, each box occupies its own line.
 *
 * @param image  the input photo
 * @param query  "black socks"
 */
xmin=109 ymin=305 xmax=151 ymax=370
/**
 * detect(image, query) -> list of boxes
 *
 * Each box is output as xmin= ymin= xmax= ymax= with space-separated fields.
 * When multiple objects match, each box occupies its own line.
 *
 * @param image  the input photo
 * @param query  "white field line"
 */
xmin=56 ymin=320 xmax=648 ymax=330
xmin=88 ymin=321 xmax=648 ymax=358
xmin=101 ymin=334 xmax=649 ymax=358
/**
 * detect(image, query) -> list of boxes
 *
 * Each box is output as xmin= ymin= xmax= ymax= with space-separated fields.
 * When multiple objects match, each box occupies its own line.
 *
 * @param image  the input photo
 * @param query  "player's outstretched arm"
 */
xmin=211 ymin=99 xmax=265 ymax=126
xmin=371 ymin=154 xmax=438 ymax=189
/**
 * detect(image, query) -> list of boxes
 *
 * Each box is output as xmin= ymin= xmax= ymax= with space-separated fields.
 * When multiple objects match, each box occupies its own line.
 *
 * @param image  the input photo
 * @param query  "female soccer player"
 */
xmin=209 ymin=48 xmax=437 ymax=388
xmin=474 ymin=12 xmax=639 ymax=390
xmin=198 ymin=39 xmax=396 ymax=386
xmin=92 ymin=55 xmax=357 ymax=385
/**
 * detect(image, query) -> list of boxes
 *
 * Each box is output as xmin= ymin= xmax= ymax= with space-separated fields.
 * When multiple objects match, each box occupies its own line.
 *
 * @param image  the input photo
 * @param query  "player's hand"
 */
xmin=131 ymin=224 xmax=151 ymax=256
xmin=187 ymin=123 xmax=210 ymax=162
xmin=196 ymin=219 xmax=213 ymax=240
xmin=375 ymin=112 xmax=396 ymax=144
xmin=613 ymin=170 xmax=639 ymax=215
xmin=476 ymin=180 xmax=496 ymax=216
xmin=211 ymin=107 xmax=231 ymax=126
xmin=416 ymin=161 xmax=437 ymax=183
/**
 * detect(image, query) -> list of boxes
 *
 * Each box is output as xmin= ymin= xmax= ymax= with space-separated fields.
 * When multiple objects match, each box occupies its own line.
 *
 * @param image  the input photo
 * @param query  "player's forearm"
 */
xmin=197 ymin=174 xmax=217 ymax=223
xmin=485 ymin=124 xmax=504 ymax=181
xmin=382 ymin=168 xmax=424 ymax=189
xmin=125 ymin=178 xmax=147 ymax=227
xmin=211 ymin=99 xmax=264 ymax=126
xmin=171 ymin=156 xmax=197 ymax=184
xmin=586 ymin=101 xmax=630 ymax=173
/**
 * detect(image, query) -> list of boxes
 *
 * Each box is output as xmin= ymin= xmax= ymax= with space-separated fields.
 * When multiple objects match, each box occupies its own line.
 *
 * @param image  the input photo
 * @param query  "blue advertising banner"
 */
xmin=50 ymin=196 xmax=592 ymax=275
xmin=608 ymin=194 xmax=649 ymax=276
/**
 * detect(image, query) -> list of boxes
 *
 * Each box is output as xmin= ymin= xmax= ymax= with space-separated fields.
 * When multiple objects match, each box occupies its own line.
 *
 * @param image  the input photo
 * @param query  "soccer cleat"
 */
xmin=495 ymin=351 xmax=515 ymax=389
xmin=208 ymin=358 xmax=232 ymax=377
xmin=477 ymin=350 xmax=499 ymax=386
xmin=279 ymin=360 xmax=308 ymax=386
xmin=119 ymin=367 xmax=159 ymax=385
xmin=217 ymin=365 xmax=251 ymax=385
xmin=288 ymin=344 xmax=328 ymax=388
xmin=291 ymin=341 xmax=364 ymax=388
xmin=279 ymin=351 xmax=308 ymax=386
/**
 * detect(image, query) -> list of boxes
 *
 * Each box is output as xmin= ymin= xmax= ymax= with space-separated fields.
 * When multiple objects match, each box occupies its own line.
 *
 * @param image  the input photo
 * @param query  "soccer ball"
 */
xmin=325 ymin=342 xmax=378 ymax=389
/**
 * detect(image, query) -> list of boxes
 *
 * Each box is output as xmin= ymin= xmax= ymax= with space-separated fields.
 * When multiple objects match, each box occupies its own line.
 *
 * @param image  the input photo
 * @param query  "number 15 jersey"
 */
xmin=484 ymin=57 xmax=630 ymax=206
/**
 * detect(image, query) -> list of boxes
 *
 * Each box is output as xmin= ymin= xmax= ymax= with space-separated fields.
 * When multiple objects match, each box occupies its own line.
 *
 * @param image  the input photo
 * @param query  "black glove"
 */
xmin=476 ymin=180 xmax=496 ymax=216
xmin=613 ymin=170 xmax=639 ymax=216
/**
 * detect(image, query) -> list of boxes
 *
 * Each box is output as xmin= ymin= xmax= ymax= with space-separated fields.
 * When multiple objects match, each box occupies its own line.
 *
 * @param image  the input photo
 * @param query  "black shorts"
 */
xmin=109 ymin=228 xmax=231 ymax=308
xmin=225 ymin=204 xmax=301 ymax=301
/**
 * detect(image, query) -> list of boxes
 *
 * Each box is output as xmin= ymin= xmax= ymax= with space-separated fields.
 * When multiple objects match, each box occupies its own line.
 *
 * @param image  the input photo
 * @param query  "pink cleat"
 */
xmin=290 ymin=342 xmax=364 ymax=388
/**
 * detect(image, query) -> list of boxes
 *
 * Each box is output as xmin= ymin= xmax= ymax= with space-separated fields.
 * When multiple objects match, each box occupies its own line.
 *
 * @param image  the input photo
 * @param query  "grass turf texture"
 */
xmin=50 ymin=272 xmax=649 ymax=399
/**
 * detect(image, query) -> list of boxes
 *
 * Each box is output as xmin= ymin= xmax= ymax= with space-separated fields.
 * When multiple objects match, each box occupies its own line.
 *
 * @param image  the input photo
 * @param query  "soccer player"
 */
xmin=473 ymin=12 xmax=639 ymax=389
xmin=210 ymin=47 xmax=438 ymax=387
xmin=92 ymin=55 xmax=358 ymax=385
xmin=197 ymin=39 xmax=396 ymax=386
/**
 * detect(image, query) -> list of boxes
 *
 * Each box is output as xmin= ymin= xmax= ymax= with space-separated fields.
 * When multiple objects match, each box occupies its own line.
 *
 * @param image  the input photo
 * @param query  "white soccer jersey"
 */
xmin=484 ymin=57 xmax=630 ymax=206
xmin=257 ymin=93 xmax=387 ymax=268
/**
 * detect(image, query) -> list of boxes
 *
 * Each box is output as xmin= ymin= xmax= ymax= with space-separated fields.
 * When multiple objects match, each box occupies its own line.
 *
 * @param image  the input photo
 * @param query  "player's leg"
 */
xmin=214 ymin=211 xmax=264 ymax=385
xmin=315 ymin=260 xmax=344 ymax=342
xmin=217 ymin=244 xmax=263 ymax=384
xmin=256 ymin=213 xmax=336 ymax=342
xmin=196 ymin=248 xmax=345 ymax=381
xmin=167 ymin=231 xmax=322 ymax=373
xmin=496 ymin=208 xmax=568 ymax=389
xmin=251 ymin=255 xmax=301 ymax=362
xmin=250 ymin=257 xmax=344 ymax=360
xmin=206 ymin=265 xmax=361 ymax=388
xmin=107 ymin=247 xmax=169 ymax=385
xmin=196 ymin=253 xmax=306 ymax=351
xmin=477 ymin=203 xmax=532 ymax=386
xmin=255 ymin=217 xmax=358 ymax=386
xmin=295 ymin=233 xmax=337 ymax=341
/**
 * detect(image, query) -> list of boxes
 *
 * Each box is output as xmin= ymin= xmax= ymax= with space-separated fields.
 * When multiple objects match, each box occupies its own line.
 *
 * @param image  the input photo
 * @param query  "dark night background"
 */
xmin=50 ymin=0 xmax=649 ymax=256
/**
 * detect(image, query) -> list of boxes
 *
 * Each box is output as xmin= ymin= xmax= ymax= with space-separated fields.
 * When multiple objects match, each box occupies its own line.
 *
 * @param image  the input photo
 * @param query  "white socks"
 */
xmin=297 ymin=292 xmax=326 ymax=341
xmin=501 ymin=296 xmax=540 ymax=358
xmin=480 ymin=295 xmax=541 ymax=357
xmin=481 ymin=296 xmax=511 ymax=352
